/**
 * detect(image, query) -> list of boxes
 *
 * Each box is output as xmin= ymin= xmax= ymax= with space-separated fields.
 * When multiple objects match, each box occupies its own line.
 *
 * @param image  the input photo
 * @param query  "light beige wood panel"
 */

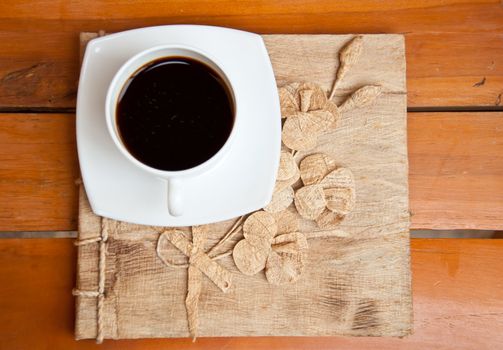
xmin=73 ymin=33 xmax=410 ymax=339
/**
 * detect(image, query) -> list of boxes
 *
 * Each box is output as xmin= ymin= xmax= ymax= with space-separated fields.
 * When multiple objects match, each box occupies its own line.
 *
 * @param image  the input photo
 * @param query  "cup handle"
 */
xmin=166 ymin=178 xmax=183 ymax=216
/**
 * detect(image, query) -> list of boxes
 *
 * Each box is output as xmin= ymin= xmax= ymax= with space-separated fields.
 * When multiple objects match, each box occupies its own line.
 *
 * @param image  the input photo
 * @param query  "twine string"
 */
xmin=72 ymin=218 xmax=108 ymax=344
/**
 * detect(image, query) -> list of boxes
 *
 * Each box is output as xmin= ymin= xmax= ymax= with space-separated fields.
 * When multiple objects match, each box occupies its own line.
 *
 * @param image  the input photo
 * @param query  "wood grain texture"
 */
xmin=0 ymin=2 xmax=500 ymax=347
xmin=1 ymin=1 xmax=501 ymax=30
xmin=1 ymin=112 xmax=502 ymax=231
xmin=0 ymin=238 xmax=501 ymax=349
xmin=263 ymin=35 xmax=406 ymax=100
xmin=74 ymin=32 xmax=411 ymax=339
xmin=409 ymin=112 xmax=503 ymax=229
xmin=0 ymin=1 xmax=502 ymax=108
xmin=0 ymin=114 xmax=79 ymax=231
xmin=406 ymin=32 xmax=503 ymax=108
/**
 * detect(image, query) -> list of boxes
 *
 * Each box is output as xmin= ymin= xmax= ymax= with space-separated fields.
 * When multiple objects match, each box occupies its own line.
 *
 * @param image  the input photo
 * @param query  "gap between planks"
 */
xmin=0 ymin=230 xmax=501 ymax=239
xmin=1 ymin=106 xmax=503 ymax=115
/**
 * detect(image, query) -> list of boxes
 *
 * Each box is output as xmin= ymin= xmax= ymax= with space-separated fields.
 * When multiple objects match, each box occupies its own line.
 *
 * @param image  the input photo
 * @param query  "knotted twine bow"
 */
xmin=156 ymin=229 xmax=233 ymax=340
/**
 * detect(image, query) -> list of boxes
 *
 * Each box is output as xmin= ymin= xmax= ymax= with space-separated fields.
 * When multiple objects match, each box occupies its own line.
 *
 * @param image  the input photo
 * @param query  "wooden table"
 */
xmin=0 ymin=1 xmax=502 ymax=349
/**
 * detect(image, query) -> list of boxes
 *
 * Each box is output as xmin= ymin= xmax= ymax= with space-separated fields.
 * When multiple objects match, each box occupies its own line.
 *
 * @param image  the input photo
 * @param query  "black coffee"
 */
xmin=116 ymin=57 xmax=234 ymax=171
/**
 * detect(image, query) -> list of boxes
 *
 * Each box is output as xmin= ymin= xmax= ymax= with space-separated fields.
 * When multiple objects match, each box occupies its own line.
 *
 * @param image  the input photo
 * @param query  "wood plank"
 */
xmin=0 ymin=114 xmax=79 ymax=231
xmin=406 ymin=32 xmax=503 ymax=108
xmin=0 ymin=238 xmax=501 ymax=349
xmin=1 ymin=112 xmax=502 ymax=231
xmin=1 ymin=1 xmax=501 ymax=31
xmin=0 ymin=1 xmax=502 ymax=108
xmin=408 ymin=112 xmax=503 ymax=229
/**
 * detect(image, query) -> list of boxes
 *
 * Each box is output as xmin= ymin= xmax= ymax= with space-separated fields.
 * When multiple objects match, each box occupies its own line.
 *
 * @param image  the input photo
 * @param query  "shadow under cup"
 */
xmin=107 ymin=46 xmax=236 ymax=175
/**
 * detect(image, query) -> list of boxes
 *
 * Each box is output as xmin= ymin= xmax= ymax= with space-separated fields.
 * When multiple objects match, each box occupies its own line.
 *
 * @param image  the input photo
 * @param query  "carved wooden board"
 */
xmin=75 ymin=33 xmax=410 ymax=340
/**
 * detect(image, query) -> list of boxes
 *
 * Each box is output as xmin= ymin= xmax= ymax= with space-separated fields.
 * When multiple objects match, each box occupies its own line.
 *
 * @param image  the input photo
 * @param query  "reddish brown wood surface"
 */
xmin=0 ymin=238 xmax=501 ymax=349
xmin=1 ymin=2 xmax=502 ymax=348
xmin=0 ymin=0 xmax=499 ymax=22
xmin=0 ymin=1 xmax=502 ymax=108
xmin=0 ymin=114 xmax=78 ymax=231
xmin=406 ymin=32 xmax=503 ymax=108
xmin=1 ymin=112 xmax=502 ymax=232
xmin=409 ymin=112 xmax=503 ymax=229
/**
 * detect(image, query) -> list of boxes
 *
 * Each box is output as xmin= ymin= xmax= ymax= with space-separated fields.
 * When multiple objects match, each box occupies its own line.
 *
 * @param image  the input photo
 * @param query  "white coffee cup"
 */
xmin=105 ymin=45 xmax=238 ymax=217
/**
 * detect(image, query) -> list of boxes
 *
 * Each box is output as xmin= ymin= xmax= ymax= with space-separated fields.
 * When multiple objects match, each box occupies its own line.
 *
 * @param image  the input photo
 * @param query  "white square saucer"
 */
xmin=77 ymin=25 xmax=281 ymax=226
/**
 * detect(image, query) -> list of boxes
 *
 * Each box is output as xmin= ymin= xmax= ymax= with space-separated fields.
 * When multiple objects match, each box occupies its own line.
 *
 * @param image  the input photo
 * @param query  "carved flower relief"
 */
xmin=279 ymin=82 xmax=340 ymax=151
xmin=153 ymin=36 xmax=377 ymax=339
xmin=232 ymin=211 xmax=308 ymax=285
xmin=295 ymin=153 xmax=355 ymax=229
xmin=266 ymin=151 xmax=355 ymax=230
xmin=263 ymin=151 xmax=299 ymax=214
xmin=231 ymin=36 xmax=377 ymax=285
